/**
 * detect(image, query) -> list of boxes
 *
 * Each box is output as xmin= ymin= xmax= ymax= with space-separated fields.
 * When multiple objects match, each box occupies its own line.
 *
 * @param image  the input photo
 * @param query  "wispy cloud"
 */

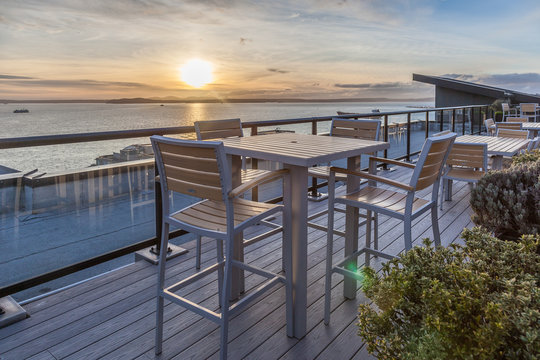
xmin=268 ymin=68 xmax=290 ymax=74
xmin=0 ymin=75 xmax=34 ymax=79
xmin=335 ymin=82 xmax=404 ymax=89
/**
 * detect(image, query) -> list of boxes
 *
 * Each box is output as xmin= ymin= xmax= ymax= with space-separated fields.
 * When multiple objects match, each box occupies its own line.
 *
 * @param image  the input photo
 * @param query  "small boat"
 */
xmin=13 ymin=109 xmax=29 ymax=113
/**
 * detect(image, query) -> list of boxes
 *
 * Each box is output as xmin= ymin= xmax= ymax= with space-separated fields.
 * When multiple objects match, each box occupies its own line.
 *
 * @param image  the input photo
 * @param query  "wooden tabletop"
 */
xmin=457 ymin=135 xmax=529 ymax=156
xmin=522 ymin=122 xmax=540 ymax=130
xmin=221 ymin=133 xmax=389 ymax=167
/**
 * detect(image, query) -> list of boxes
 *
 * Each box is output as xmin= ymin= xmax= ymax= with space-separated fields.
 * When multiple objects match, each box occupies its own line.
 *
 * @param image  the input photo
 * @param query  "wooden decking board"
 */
xmin=0 ymin=165 xmax=478 ymax=360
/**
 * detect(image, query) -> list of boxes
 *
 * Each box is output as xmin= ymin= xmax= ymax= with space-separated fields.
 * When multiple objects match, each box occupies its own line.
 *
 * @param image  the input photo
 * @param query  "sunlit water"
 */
xmin=0 ymin=101 xmax=432 ymax=173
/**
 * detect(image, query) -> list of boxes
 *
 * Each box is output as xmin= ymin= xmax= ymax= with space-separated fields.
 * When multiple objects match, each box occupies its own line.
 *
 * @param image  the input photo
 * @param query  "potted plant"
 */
xmin=357 ymin=228 xmax=540 ymax=359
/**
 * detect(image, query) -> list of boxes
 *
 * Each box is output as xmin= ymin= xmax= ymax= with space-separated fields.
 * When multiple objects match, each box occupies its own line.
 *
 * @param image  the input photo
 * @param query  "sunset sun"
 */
xmin=180 ymin=59 xmax=213 ymax=88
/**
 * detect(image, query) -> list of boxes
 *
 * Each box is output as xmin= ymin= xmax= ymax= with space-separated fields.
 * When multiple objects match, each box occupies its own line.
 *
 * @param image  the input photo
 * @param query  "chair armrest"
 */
xmin=330 ymin=166 xmax=414 ymax=191
xmin=229 ymin=169 xmax=289 ymax=198
xmin=369 ymin=156 xmax=416 ymax=169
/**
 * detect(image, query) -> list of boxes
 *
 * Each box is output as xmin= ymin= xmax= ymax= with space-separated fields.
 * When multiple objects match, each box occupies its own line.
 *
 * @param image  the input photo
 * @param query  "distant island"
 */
xmin=1 ymin=96 xmax=433 ymax=104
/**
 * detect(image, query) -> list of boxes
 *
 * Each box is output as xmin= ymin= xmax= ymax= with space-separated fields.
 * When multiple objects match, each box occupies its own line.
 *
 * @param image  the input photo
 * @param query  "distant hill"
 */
xmin=105 ymin=97 xmax=433 ymax=104
xmin=1 ymin=97 xmax=433 ymax=104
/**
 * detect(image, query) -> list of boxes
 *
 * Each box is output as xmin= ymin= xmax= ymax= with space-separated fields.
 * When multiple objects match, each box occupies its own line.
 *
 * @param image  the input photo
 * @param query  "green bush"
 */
xmin=513 ymin=149 xmax=540 ymax=166
xmin=357 ymin=228 xmax=540 ymax=360
xmin=470 ymin=160 xmax=540 ymax=239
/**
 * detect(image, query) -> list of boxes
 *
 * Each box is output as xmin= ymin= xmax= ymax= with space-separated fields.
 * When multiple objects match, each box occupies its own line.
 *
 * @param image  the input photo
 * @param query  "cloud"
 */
xmin=442 ymin=73 xmax=540 ymax=94
xmin=239 ymin=37 xmax=251 ymax=45
xmin=0 ymin=74 xmax=34 ymax=79
xmin=268 ymin=68 xmax=290 ymax=74
xmin=2 ymin=77 xmax=169 ymax=91
xmin=335 ymin=82 xmax=404 ymax=89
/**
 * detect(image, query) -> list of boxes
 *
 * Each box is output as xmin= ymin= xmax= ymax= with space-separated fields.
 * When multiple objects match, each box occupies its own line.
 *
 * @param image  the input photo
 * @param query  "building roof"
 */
xmin=413 ymin=73 xmax=540 ymax=103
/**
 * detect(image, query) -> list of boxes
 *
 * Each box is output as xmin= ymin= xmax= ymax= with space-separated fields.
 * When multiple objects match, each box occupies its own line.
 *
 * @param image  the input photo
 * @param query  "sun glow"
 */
xmin=180 ymin=59 xmax=213 ymax=88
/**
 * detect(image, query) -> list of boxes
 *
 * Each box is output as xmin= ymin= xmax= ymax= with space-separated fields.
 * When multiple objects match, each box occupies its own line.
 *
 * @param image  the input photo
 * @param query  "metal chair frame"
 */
xmin=152 ymin=135 xmax=292 ymax=360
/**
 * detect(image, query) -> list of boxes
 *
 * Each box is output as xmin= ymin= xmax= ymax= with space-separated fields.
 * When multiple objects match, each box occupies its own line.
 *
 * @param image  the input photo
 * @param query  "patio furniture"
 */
xmin=484 ymin=118 xmax=495 ymax=136
xmin=506 ymin=117 xmax=528 ymax=123
xmin=323 ymin=132 xmax=456 ymax=325
xmin=497 ymin=129 xmax=529 ymax=139
xmin=520 ymin=103 xmax=539 ymax=122
xmin=221 ymin=132 xmax=389 ymax=338
xmin=440 ymin=142 xmax=487 ymax=210
xmin=151 ymin=135 xmax=292 ymax=360
xmin=193 ymin=118 xmax=281 ymax=270
xmin=456 ymin=135 xmax=530 ymax=169
xmin=307 ymin=118 xmax=380 ymax=239
xmin=527 ymin=137 xmax=540 ymax=151
xmin=502 ymin=103 xmax=518 ymax=121
xmin=522 ymin=122 xmax=540 ymax=137
xmin=496 ymin=122 xmax=522 ymax=132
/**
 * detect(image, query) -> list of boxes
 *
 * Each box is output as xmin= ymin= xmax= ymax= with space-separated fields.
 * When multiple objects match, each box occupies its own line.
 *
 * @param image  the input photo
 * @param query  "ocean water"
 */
xmin=0 ymin=101 xmax=432 ymax=173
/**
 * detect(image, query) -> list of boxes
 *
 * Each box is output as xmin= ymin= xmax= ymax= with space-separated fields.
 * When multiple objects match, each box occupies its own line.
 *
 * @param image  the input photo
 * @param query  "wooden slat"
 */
xmin=160 ymin=153 xmax=219 ymax=173
xmin=497 ymin=129 xmax=529 ymax=139
xmin=158 ymin=143 xmax=217 ymax=159
xmin=167 ymin=178 xmax=223 ymax=200
xmin=163 ymin=165 xmax=221 ymax=187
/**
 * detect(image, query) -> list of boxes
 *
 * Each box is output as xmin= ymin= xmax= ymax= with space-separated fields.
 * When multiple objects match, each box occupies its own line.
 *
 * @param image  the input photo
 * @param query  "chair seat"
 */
xmin=241 ymin=168 xmax=271 ymax=183
xmin=308 ymin=165 xmax=348 ymax=181
xmin=172 ymin=198 xmax=280 ymax=232
xmin=339 ymin=186 xmax=428 ymax=215
xmin=445 ymin=168 xmax=485 ymax=182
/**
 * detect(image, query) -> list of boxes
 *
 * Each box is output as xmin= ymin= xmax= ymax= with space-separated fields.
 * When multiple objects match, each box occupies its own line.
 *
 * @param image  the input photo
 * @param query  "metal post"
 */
xmin=406 ymin=113 xmax=411 ymax=162
xmin=383 ymin=115 xmax=389 ymax=170
xmin=425 ymin=111 xmax=429 ymax=139
xmin=462 ymin=108 xmax=466 ymax=135
xmin=310 ymin=120 xmax=319 ymax=198
xmin=452 ymin=109 xmax=456 ymax=132
xmin=151 ymin=161 xmax=168 ymax=255
xmin=439 ymin=109 xmax=444 ymax=132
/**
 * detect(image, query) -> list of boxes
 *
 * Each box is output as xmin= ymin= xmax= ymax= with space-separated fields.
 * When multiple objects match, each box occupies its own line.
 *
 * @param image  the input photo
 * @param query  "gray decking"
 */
xmin=0 ymin=166 xmax=475 ymax=360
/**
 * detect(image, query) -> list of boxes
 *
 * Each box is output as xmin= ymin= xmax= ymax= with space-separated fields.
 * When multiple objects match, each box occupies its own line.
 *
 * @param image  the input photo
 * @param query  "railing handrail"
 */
xmin=0 ymin=104 xmax=489 ymax=149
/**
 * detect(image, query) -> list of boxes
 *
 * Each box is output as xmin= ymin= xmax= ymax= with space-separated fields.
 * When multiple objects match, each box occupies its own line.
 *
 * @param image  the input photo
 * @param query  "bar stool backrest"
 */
xmin=151 ymin=136 xmax=229 ymax=202
xmin=195 ymin=118 xmax=243 ymax=140
xmin=506 ymin=117 xmax=527 ymax=123
xmin=330 ymin=118 xmax=381 ymax=141
xmin=412 ymin=133 xmax=456 ymax=191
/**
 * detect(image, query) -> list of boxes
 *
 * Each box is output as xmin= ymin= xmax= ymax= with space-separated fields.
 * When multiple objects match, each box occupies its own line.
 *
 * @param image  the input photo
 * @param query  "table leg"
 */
xmin=284 ymin=164 xmax=307 ymax=338
xmin=344 ymin=155 xmax=361 ymax=300
xmin=492 ymin=155 xmax=503 ymax=170
xmin=230 ymin=155 xmax=244 ymax=299
xmin=445 ymin=179 xmax=453 ymax=201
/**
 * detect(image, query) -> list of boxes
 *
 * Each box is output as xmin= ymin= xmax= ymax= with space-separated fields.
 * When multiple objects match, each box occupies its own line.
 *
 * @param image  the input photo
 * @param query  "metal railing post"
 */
xmin=439 ymin=109 xmax=444 ymax=132
xmin=383 ymin=115 xmax=389 ymax=170
xmin=452 ymin=109 xmax=456 ymax=132
xmin=310 ymin=120 xmax=320 ymax=198
xmin=406 ymin=113 xmax=411 ymax=162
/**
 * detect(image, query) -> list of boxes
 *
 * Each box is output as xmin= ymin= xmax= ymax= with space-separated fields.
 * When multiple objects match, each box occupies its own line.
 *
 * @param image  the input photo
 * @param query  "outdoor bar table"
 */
xmin=456 ymin=135 xmax=529 ymax=170
xmin=522 ymin=122 xmax=540 ymax=137
xmin=221 ymin=133 xmax=389 ymax=338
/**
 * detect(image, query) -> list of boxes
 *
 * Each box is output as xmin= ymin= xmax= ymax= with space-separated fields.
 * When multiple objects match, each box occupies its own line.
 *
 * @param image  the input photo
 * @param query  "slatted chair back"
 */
xmin=520 ymin=103 xmax=537 ymax=114
xmin=330 ymin=118 xmax=381 ymax=141
xmin=432 ymin=130 xmax=451 ymax=137
xmin=411 ymin=133 xmax=456 ymax=191
xmin=446 ymin=143 xmax=488 ymax=173
xmin=194 ymin=118 xmax=243 ymax=140
xmin=502 ymin=103 xmax=511 ymax=112
xmin=506 ymin=117 xmax=527 ymax=123
xmin=151 ymin=136 xmax=229 ymax=202
xmin=496 ymin=129 xmax=529 ymax=139
xmin=484 ymin=118 xmax=495 ymax=135
xmin=496 ymin=122 xmax=522 ymax=130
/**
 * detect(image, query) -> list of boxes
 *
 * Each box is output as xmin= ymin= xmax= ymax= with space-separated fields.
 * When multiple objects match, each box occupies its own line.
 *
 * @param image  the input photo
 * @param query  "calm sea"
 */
xmin=0 ymin=101 xmax=432 ymax=173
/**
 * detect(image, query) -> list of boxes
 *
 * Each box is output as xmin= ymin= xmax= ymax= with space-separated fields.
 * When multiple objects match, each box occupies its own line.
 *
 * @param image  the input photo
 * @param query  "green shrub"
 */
xmin=357 ymin=228 xmax=540 ymax=360
xmin=513 ymin=149 xmax=540 ymax=166
xmin=470 ymin=160 xmax=540 ymax=239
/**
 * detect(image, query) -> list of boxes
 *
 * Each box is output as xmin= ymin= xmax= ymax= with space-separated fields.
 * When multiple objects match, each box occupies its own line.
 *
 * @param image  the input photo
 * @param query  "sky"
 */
xmin=1 ymin=0 xmax=540 ymax=100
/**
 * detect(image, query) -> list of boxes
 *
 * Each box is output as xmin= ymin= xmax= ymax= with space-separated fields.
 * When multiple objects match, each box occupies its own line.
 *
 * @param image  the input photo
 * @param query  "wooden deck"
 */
xmin=0 ymin=166 xmax=475 ymax=360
